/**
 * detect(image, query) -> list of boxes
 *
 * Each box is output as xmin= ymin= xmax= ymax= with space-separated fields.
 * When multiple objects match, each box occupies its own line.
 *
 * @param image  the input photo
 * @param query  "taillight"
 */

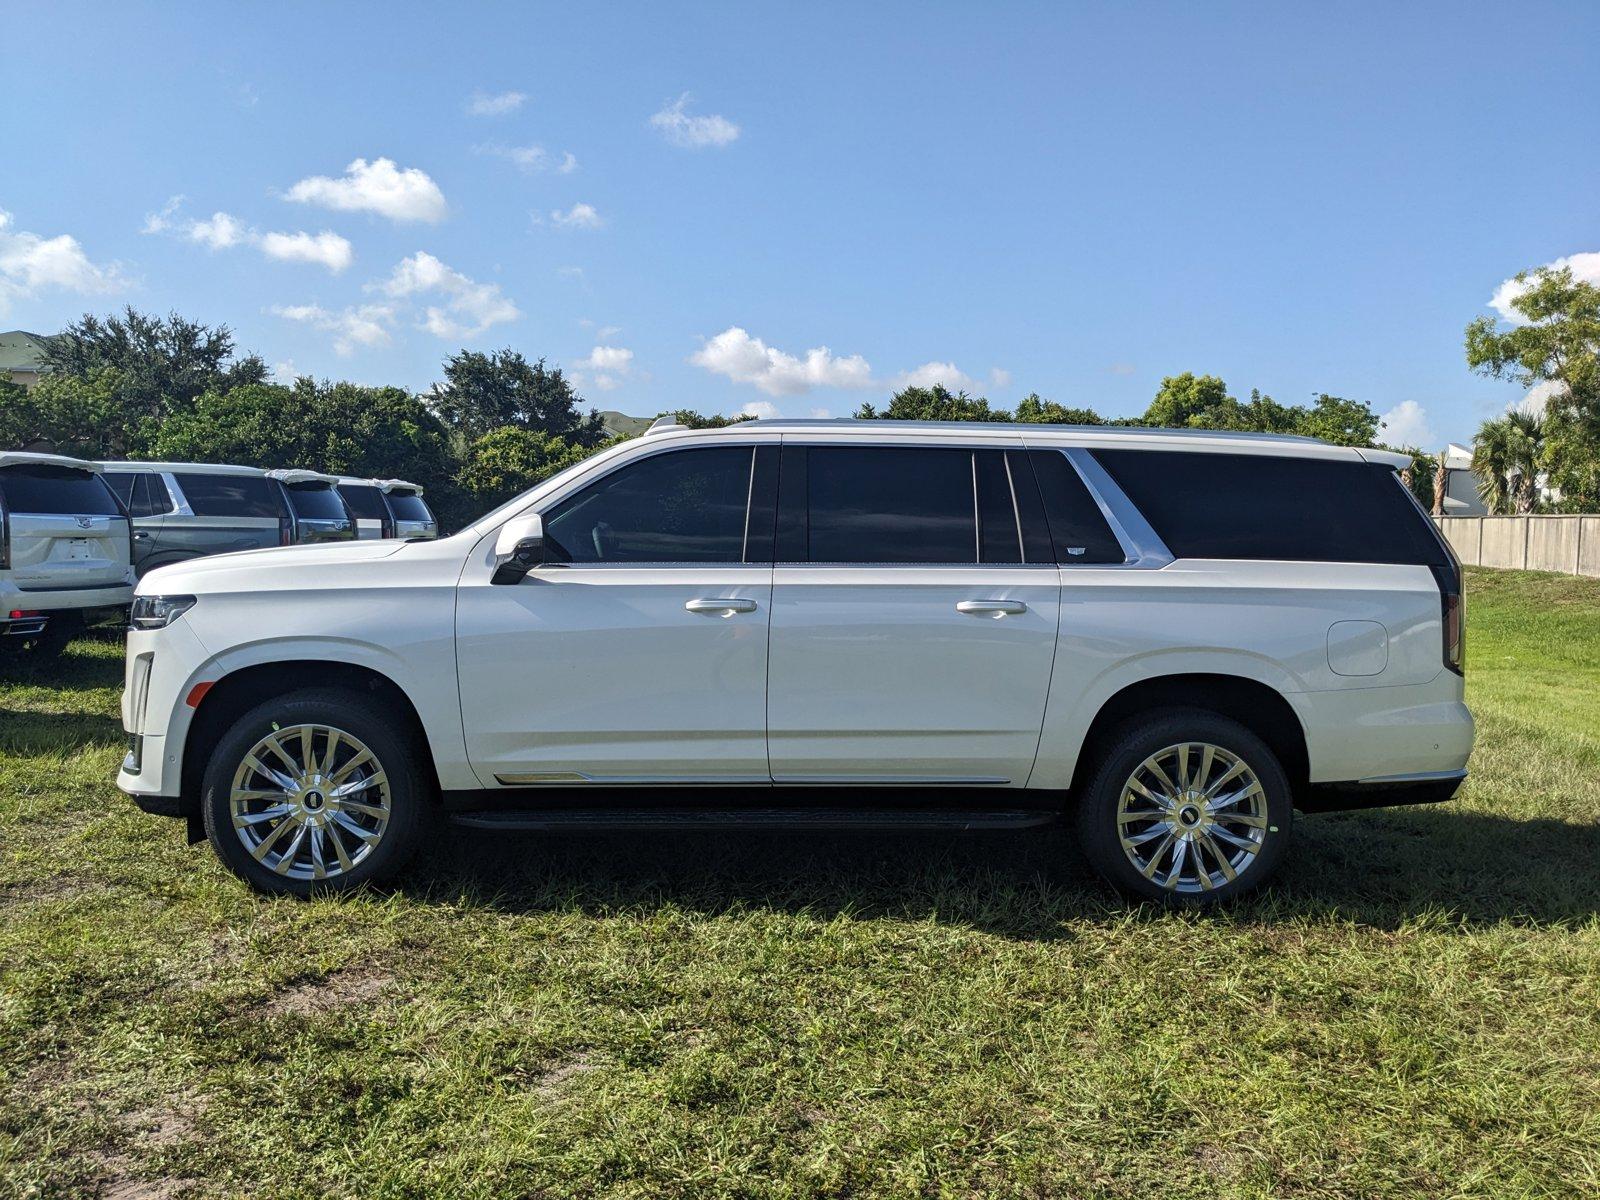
xmin=0 ymin=506 xmax=9 ymax=570
xmin=1432 ymin=565 xmax=1464 ymax=675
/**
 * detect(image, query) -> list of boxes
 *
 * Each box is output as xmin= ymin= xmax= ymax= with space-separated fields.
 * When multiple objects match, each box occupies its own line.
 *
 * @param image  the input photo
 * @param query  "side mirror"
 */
xmin=491 ymin=514 xmax=547 ymax=585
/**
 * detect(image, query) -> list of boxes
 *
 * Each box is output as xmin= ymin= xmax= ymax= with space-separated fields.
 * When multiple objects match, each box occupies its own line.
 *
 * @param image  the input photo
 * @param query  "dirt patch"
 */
xmin=94 ymin=1155 xmax=193 ymax=1199
xmin=0 ymin=874 xmax=100 ymax=908
xmin=267 ymin=964 xmax=392 ymax=1016
xmin=535 ymin=1052 xmax=601 ymax=1098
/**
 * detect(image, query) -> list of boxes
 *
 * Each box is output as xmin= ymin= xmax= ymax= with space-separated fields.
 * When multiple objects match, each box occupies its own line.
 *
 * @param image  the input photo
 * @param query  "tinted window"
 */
xmin=544 ymin=447 xmax=754 ymax=563
xmin=806 ymin=447 xmax=976 ymax=563
xmin=385 ymin=491 xmax=432 ymax=521
xmin=0 ymin=465 xmax=123 ymax=515
xmin=1092 ymin=450 xmax=1448 ymax=565
xmin=339 ymin=484 xmax=389 ymax=520
xmin=1026 ymin=450 xmax=1125 ymax=563
xmin=282 ymin=482 xmax=348 ymax=521
xmin=143 ymin=474 xmax=173 ymax=517
xmin=103 ymin=472 xmax=137 ymax=507
xmin=175 ymin=472 xmax=281 ymax=519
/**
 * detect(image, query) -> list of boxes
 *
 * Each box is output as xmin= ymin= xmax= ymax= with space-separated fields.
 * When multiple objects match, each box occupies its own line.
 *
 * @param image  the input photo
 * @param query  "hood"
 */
xmin=137 ymin=539 xmax=408 ymax=592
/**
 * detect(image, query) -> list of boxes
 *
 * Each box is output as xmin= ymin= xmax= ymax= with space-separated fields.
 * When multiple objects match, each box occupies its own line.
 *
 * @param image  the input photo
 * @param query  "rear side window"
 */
xmin=544 ymin=446 xmax=754 ymax=563
xmin=805 ymin=447 xmax=977 ymax=563
xmin=385 ymin=491 xmax=432 ymax=521
xmin=1025 ymin=450 xmax=1125 ymax=564
xmin=0 ymin=465 xmax=123 ymax=515
xmin=103 ymin=471 xmax=137 ymax=508
xmin=339 ymin=484 xmax=389 ymax=520
xmin=1091 ymin=450 xmax=1448 ymax=565
xmin=175 ymin=472 xmax=281 ymax=519
xmin=282 ymin=482 xmax=348 ymax=521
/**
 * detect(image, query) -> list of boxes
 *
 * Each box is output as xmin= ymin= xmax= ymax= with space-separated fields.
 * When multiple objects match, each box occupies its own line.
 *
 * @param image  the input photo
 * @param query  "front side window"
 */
xmin=543 ymin=446 xmax=754 ymax=563
xmin=174 ymin=472 xmax=281 ymax=519
xmin=0 ymin=465 xmax=123 ymax=516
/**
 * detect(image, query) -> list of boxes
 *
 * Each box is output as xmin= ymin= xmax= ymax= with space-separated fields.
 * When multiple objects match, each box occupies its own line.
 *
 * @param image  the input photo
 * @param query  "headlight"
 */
xmin=130 ymin=595 xmax=196 ymax=630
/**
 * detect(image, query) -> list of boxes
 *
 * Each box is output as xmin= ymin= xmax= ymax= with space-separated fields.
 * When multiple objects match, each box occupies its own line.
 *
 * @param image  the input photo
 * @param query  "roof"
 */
xmin=0 ymin=331 xmax=50 ymax=374
xmin=1 ymin=450 xmax=100 ymax=472
xmin=96 ymin=460 xmax=267 ymax=477
xmin=638 ymin=417 xmax=1413 ymax=468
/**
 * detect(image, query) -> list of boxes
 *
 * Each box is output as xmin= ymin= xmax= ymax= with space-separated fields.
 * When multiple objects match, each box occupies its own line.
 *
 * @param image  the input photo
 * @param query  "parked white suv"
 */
xmin=2 ymin=451 xmax=135 ymax=654
xmin=117 ymin=420 xmax=1472 ymax=901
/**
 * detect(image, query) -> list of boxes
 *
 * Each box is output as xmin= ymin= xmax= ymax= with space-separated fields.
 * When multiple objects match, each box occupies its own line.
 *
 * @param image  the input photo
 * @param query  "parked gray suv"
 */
xmin=101 ymin=462 xmax=356 ymax=575
xmin=335 ymin=476 xmax=440 ymax=541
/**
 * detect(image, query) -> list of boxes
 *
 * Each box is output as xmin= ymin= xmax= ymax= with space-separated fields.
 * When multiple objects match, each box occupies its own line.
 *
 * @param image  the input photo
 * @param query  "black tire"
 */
xmin=1074 ymin=708 xmax=1293 ymax=905
xmin=201 ymin=688 xmax=430 ymax=896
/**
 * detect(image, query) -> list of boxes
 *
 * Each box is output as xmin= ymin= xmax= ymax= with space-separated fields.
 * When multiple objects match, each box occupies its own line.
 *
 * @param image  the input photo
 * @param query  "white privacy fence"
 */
xmin=1434 ymin=516 xmax=1600 ymax=577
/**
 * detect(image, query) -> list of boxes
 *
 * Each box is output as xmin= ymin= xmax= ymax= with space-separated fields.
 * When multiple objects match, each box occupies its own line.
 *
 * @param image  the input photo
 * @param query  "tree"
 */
xmin=857 ymin=385 xmax=1010 ymax=422
xmin=428 ymin=349 xmax=606 ymax=447
xmin=457 ymin=427 xmax=595 ymax=513
xmin=1013 ymin=393 xmax=1104 ymax=424
xmin=1466 ymin=265 xmax=1600 ymax=509
xmin=0 ymin=367 xmax=128 ymax=456
xmin=41 ymin=308 xmax=267 ymax=451
xmin=1140 ymin=375 xmax=1379 ymax=445
xmin=1143 ymin=373 xmax=1230 ymax=428
xmin=1296 ymin=394 xmax=1381 ymax=447
xmin=1470 ymin=412 xmax=1545 ymax=515
xmin=670 ymin=409 xmax=756 ymax=428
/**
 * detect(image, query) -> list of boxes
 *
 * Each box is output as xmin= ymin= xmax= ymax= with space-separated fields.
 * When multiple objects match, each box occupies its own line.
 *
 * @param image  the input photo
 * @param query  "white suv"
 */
xmin=117 ymin=420 xmax=1472 ymax=902
xmin=2 ymin=451 xmax=135 ymax=654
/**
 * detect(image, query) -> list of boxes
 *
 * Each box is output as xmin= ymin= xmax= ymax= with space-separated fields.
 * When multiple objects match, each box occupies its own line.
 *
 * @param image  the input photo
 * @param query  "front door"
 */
xmin=457 ymin=442 xmax=778 ymax=785
xmin=766 ymin=444 xmax=1062 ymax=784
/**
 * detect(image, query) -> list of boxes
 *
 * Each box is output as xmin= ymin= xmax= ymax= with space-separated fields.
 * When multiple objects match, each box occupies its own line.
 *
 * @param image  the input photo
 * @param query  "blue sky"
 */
xmin=3 ymin=1 xmax=1597 ymax=447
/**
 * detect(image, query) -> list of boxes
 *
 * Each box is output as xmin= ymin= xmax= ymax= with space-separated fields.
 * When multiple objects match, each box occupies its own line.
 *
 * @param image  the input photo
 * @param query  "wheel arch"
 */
xmin=180 ymin=659 xmax=442 ymax=814
xmin=1056 ymin=672 xmax=1311 ymax=798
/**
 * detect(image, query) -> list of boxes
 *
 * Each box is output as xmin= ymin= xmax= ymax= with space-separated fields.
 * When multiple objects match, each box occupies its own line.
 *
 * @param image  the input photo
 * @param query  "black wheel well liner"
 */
xmin=1069 ymin=673 xmax=1309 ymax=796
xmin=180 ymin=660 xmax=439 ymax=811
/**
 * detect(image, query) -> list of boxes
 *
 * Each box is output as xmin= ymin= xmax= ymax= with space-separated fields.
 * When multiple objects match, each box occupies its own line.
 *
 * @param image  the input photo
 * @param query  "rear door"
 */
xmin=765 ymin=442 xmax=1062 ymax=785
xmin=0 ymin=464 xmax=130 ymax=590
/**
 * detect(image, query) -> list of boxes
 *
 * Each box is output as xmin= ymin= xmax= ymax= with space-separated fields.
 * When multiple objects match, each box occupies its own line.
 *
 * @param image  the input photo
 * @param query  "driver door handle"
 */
xmin=685 ymin=597 xmax=758 ymax=615
xmin=956 ymin=599 xmax=1027 ymax=616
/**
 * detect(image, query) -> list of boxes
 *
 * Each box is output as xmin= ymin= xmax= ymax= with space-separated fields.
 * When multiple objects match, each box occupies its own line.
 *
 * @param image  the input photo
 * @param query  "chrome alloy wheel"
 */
xmin=228 ymin=724 xmax=390 ymax=882
xmin=1115 ymin=742 xmax=1270 ymax=895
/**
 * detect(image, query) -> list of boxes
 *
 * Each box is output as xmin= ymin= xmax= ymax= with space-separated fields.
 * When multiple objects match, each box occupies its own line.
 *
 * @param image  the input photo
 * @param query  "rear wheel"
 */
xmin=201 ymin=688 xmax=429 ymax=896
xmin=1074 ymin=709 xmax=1293 ymax=904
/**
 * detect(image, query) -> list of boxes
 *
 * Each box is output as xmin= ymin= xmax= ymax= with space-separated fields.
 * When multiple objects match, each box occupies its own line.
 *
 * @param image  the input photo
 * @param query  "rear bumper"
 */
xmin=1298 ymin=769 xmax=1466 ymax=813
xmin=0 ymin=581 xmax=134 ymax=613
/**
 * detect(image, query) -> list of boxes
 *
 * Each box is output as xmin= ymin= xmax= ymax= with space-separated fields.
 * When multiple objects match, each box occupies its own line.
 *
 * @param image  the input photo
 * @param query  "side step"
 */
xmin=448 ymin=807 xmax=1059 ymax=833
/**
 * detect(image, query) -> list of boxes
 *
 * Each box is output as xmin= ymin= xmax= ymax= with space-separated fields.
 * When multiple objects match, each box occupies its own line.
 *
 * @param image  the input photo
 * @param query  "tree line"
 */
xmin=8 ymin=270 xmax=1591 ymax=527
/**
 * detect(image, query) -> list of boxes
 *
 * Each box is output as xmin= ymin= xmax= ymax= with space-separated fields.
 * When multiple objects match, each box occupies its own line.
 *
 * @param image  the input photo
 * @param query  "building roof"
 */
xmin=0 ymin=330 xmax=50 ymax=374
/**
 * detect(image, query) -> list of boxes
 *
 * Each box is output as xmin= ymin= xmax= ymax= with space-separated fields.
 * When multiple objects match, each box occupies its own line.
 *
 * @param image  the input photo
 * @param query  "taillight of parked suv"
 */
xmin=1433 ymin=564 xmax=1465 ymax=675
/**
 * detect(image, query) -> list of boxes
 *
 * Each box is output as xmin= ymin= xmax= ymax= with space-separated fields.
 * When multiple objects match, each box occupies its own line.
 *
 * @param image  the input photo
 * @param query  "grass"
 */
xmin=1 ymin=565 xmax=1598 ymax=1199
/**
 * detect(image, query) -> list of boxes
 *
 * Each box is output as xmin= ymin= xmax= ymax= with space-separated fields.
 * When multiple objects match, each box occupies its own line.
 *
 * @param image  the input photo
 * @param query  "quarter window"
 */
xmin=544 ymin=446 xmax=756 ymax=563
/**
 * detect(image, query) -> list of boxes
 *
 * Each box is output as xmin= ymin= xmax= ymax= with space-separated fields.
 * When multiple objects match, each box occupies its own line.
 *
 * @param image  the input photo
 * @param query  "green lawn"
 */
xmin=2 ymin=567 xmax=1598 ymax=1199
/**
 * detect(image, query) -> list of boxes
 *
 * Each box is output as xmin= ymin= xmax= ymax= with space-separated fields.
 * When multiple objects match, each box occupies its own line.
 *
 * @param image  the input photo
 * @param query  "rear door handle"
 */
xmin=133 ymin=531 xmax=151 ymax=539
xmin=956 ymin=599 xmax=1027 ymax=616
xmin=685 ymin=597 xmax=758 ymax=615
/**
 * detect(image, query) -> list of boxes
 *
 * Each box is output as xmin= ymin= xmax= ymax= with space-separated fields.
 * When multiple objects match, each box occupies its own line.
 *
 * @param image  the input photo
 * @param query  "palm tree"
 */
xmin=1471 ymin=413 xmax=1545 ymax=514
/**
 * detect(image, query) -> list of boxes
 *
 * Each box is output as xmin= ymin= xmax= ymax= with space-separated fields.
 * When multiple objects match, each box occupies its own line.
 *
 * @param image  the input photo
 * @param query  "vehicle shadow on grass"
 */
xmin=0 ymin=708 xmax=125 ymax=756
xmin=400 ymin=804 xmax=1600 ymax=938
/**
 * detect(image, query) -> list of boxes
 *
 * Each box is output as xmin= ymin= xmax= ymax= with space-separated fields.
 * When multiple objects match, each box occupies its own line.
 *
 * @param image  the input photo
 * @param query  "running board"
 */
xmin=448 ymin=807 xmax=1059 ymax=833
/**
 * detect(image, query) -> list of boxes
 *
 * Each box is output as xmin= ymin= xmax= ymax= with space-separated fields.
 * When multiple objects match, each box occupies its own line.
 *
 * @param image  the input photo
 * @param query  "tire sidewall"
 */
xmin=1075 ymin=709 xmax=1294 ymax=904
xmin=201 ymin=688 xmax=426 ymax=896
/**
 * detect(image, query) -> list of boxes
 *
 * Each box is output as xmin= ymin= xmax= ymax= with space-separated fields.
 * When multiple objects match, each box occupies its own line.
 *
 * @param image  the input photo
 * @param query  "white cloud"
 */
xmin=1517 ymin=379 xmax=1566 ymax=416
xmin=141 ymin=195 xmax=186 ymax=235
xmin=809 ymin=407 xmax=833 ymax=419
xmin=286 ymin=157 xmax=447 ymax=224
xmin=271 ymin=302 xmax=395 ymax=355
xmin=740 ymin=400 xmax=781 ymax=420
xmin=892 ymin=361 xmax=981 ymax=393
xmin=0 ymin=208 xmax=124 ymax=313
xmin=376 ymin=251 xmax=518 ymax=338
xmin=691 ymin=326 xmax=874 ymax=396
xmin=466 ymin=90 xmax=527 ymax=117
xmin=548 ymin=202 xmax=603 ymax=230
xmin=650 ymin=93 xmax=740 ymax=148
xmin=259 ymin=230 xmax=354 ymax=273
xmin=476 ymin=143 xmax=578 ymax=175
xmin=1378 ymin=400 xmax=1435 ymax=448
xmin=1489 ymin=251 xmax=1600 ymax=323
xmin=988 ymin=367 xmax=1012 ymax=390
xmin=1108 ymin=362 xmax=1137 ymax=376
xmin=187 ymin=211 xmax=250 ymax=250
xmin=579 ymin=344 xmax=634 ymax=390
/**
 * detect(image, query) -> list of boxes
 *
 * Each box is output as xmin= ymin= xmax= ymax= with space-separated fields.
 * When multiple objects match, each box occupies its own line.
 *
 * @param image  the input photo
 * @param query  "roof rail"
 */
xmin=645 ymin=415 xmax=685 ymax=435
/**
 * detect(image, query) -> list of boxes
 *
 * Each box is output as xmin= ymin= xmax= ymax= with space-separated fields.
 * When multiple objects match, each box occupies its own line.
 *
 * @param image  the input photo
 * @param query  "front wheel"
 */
xmin=1074 ymin=709 xmax=1293 ymax=904
xmin=201 ymin=688 xmax=429 ymax=896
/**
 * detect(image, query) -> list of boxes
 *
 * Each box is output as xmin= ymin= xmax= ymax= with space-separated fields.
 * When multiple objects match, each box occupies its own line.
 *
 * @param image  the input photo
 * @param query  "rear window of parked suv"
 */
xmin=0 ymin=465 xmax=123 ymax=515
xmin=174 ymin=473 xmax=281 ymax=519
xmin=281 ymin=482 xmax=348 ymax=520
xmin=385 ymin=491 xmax=431 ymax=521
xmin=1090 ymin=450 xmax=1448 ymax=565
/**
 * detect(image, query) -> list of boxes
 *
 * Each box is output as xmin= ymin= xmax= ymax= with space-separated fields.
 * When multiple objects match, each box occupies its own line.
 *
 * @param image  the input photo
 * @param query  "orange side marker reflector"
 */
xmin=185 ymin=681 xmax=215 ymax=708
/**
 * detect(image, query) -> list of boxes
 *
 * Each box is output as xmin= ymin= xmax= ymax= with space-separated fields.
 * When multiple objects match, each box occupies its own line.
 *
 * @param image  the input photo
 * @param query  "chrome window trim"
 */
xmin=1059 ymin=447 xmax=1174 ymax=569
